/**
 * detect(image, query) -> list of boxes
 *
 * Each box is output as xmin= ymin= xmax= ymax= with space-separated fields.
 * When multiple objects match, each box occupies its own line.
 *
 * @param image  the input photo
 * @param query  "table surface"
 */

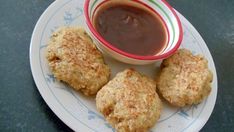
xmin=0 ymin=0 xmax=234 ymax=131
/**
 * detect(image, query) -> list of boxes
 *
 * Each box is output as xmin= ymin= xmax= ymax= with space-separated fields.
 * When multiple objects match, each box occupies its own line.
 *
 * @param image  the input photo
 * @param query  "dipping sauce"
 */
xmin=94 ymin=3 xmax=167 ymax=56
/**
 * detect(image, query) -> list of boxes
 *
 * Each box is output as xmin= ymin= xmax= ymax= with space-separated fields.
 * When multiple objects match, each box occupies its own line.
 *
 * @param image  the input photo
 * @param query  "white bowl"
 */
xmin=84 ymin=0 xmax=183 ymax=65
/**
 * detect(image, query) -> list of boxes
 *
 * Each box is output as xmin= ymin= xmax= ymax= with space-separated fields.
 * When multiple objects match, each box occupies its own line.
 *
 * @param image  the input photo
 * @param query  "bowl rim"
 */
xmin=84 ymin=0 xmax=183 ymax=60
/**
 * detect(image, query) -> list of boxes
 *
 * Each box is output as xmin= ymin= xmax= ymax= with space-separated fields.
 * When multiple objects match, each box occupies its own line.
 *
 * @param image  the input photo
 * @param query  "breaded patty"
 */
xmin=96 ymin=69 xmax=162 ymax=132
xmin=157 ymin=49 xmax=213 ymax=107
xmin=46 ymin=27 xmax=110 ymax=96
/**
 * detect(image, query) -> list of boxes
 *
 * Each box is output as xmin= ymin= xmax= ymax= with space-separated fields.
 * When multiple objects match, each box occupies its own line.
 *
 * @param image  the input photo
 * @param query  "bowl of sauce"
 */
xmin=84 ymin=0 xmax=183 ymax=65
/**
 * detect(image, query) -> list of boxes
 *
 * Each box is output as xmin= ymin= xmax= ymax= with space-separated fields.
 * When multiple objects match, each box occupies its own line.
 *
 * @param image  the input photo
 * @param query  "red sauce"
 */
xmin=94 ymin=3 xmax=167 ymax=56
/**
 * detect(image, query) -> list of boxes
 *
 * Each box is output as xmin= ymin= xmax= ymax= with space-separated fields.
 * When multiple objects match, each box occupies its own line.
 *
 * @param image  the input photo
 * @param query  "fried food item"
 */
xmin=46 ymin=27 xmax=110 ymax=96
xmin=157 ymin=49 xmax=213 ymax=107
xmin=96 ymin=69 xmax=162 ymax=132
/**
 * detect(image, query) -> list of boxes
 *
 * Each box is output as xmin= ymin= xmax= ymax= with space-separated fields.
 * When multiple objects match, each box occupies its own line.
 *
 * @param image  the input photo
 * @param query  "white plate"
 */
xmin=30 ymin=0 xmax=217 ymax=132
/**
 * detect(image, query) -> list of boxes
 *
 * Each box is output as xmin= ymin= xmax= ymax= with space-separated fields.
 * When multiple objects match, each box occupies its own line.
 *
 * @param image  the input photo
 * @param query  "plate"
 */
xmin=30 ymin=0 xmax=217 ymax=132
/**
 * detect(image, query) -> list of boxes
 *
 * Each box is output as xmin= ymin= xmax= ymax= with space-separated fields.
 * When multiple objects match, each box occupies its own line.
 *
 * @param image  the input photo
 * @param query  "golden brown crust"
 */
xmin=46 ymin=27 xmax=110 ymax=96
xmin=157 ymin=49 xmax=213 ymax=107
xmin=96 ymin=69 xmax=162 ymax=132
